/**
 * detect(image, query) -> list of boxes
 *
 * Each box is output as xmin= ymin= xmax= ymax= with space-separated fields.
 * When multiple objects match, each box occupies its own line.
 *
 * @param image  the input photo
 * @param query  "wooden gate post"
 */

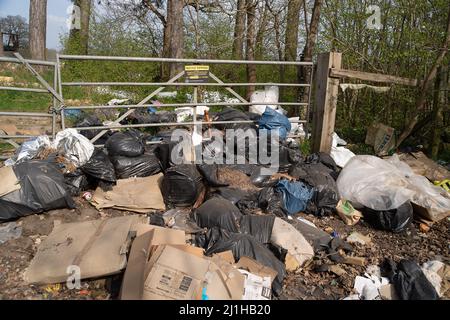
xmin=311 ymin=52 xmax=342 ymax=153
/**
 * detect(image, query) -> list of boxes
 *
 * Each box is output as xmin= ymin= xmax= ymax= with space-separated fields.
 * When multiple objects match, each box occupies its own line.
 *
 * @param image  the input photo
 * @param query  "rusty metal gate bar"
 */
xmin=0 ymin=55 xmax=59 ymax=155
xmin=57 ymin=54 xmax=314 ymax=145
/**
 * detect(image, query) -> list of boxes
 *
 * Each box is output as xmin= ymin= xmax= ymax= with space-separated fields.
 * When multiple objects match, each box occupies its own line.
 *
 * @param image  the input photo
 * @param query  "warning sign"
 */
xmin=185 ymin=65 xmax=209 ymax=83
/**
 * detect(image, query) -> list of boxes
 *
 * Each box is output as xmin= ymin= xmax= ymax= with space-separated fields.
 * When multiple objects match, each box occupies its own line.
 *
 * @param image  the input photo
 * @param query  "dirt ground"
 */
xmin=0 ymin=196 xmax=448 ymax=300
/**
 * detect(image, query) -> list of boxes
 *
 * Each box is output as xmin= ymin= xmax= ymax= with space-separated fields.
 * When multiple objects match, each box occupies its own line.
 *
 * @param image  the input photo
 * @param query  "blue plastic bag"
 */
xmin=276 ymin=180 xmax=314 ymax=215
xmin=258 ymin=107 xmax=291 ymax=140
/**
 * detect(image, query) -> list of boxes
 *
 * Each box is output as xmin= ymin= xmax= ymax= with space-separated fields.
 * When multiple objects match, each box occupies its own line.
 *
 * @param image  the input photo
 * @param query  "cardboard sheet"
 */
xmin=25 ymin=215 xmax=142 ymax=284
xmin=0 ymin=166 xmax=21 ymax=197
xmin=92 ymin=174 xmax=165 ymax=213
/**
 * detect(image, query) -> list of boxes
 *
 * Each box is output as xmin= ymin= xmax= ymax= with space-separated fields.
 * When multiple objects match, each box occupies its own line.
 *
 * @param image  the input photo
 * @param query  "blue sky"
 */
xmin=0 ymin=0 xmax=72 ymax=49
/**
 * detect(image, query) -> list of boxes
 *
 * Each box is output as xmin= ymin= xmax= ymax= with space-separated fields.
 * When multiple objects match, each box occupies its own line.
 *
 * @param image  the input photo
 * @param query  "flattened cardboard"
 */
xmin=0 ymin=166 xmax=21 ymax=197
xmin=25 ymin=215 xmax=141 ymax=284
xmin=235 ymin=256 xmax=278 ymax=283
xmin=92 ymin=174 xmax=165 ymax=213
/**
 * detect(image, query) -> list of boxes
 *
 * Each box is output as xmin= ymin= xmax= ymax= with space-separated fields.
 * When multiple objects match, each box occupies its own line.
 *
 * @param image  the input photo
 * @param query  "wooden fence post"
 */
xmin=311 ymin=52 xmax=342 ymax=153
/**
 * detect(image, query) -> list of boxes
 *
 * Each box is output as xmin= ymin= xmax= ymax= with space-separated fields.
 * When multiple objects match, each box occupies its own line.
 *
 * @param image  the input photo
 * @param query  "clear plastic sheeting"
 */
xmin=337 ymin=155 xmax=450 ymax=217
xmin=337 ymin=156 xmax=414 ymax=210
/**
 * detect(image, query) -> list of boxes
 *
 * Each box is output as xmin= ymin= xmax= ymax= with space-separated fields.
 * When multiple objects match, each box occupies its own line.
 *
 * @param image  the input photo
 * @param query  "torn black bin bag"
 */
xmin=0 ymin=160 xmax=76 ymax=221
xmin=197 ymin=227 xmax=286 ymax=296
xmin=258 ymin=187 xmax=286 ymax=217
xmin=81 ymin=148 xmax=116 ymax=183
xmin=154 ymin=142 xmax=178 ymax=171
xmin=64 ymin=169 xmax=88 ymax=196
xmin=239 ymin=214 xmax=275 ymax=244
xmin=314 ymin=236 xmax=353 ymax=263
xmin=211 ymin=187 xmax=247 ymax=205
xmin=298 ymin=163 xmax=340 ymax=217
xmin=197 ymin=164 xmax=228 ymax=187
xmin=111 ymin=154 xmax=161 ymax=179
xmin=161 ymin=164 xmax=203 ymax=207
xmin=214 ymin=107 xmax=251 ymax=130
xmin=105 ymin=129 xmax=145 ymax=157
xmin=381 ymin=259 xmax=438 ymax=300
xmin=74 ymin=115 xmax=107 ymax=142
xmin=236 ymin=191 xmax=260 ymax=215
xmin=362 ymin=201 xmax=413 ymax=233
xmin=305 ymin=152 xmax=338 ymax=172
xmin=194 ymin=198 xmax=243 ymax=233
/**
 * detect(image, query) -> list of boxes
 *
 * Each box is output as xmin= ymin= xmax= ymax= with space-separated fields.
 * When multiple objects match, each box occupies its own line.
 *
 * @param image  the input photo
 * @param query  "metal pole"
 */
xmin=208 ymin=72 xmax=248 ymax=103
xmin=13 ymin=53 xmax=64 ymax=103
xmin=0 ymin=86 xmax=49 ymax=93
xmin=73 ymin=119 xmax=308 ymax=131
xmin=0 ymin=56 xmax=56 ymax=66
xmin=64 ymin=102 xmax=308 ymax=110
xmin=56 ymin=54 xmax=65 ymax=130
xmin=0 ymin=111 xmax=52 ymax=117
xmin=52 ymin=64 xmax=58 ymax=139
xmin=305 ymin=64 xmax=315 ymax=139
xmin=61 ymin=81 xmax=311 ymax=87
xmin=58 ymin=54 xmax=314 ymax=66
xmin=89 ymin=71 xmax=186 ymax=143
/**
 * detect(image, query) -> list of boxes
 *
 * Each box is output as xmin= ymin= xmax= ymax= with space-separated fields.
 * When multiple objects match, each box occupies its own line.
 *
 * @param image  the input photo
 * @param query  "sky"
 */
xmin=0 ymin=0 xmax=72 ymax=50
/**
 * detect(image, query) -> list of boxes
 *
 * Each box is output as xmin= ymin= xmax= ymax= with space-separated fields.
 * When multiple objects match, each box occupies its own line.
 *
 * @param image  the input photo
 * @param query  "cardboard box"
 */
xmin=121 ymin=241 xmax=245 ymax=300
xmin=239 ymin=270 xmax=272 ymax=300
xmin=120 ymin=228 xmax=186 ymax=300
xmin=235 ymin=256 xmax=278 ymax=284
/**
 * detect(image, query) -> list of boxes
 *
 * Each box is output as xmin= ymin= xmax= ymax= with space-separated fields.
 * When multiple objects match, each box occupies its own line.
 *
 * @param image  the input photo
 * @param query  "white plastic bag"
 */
xmin=250 ymin=86 xmax=282 ymax=115
xmin=52 ymin=128 xmax=94 ymax=167
xmin=337 ymin=155 xmax=414 ymax=210
xmin=330 ymin=132 xmax=355 ymax=168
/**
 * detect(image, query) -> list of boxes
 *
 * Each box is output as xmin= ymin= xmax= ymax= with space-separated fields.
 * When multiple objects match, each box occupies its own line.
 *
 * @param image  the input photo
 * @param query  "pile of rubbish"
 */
xmin=0 ymin=103 xmax=449 ymax=301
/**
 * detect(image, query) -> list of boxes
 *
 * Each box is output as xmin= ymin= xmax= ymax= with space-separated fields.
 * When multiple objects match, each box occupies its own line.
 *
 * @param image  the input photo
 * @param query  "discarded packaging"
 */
xmin=336 ymin=200 xmax=363 ymax=225
xmin=92 ymin=174 xmax=165 ymax=213
xmin=25 ymin=215 xmax=144 ymax=284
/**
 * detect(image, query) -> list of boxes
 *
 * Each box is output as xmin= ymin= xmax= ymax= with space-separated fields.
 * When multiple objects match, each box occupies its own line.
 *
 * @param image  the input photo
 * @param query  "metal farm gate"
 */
xmin=0 ymin=53 xmax=314 ymax=157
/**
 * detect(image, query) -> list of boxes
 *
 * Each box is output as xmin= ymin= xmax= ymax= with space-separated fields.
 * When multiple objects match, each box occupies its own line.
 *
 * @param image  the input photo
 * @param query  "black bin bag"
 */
xmin=362 ymin=201 xmax=413 ymax=233
xmin=105 ymin=129 xmax=145 ymax=157
xmin=64 ymin=169 xmax=88 ymax=196
xmin=0 ymin=160 xmax=76 ymax=221
xmin=161 ymin=164 xmax=203 ymax=207
xmin=239 ymin=214 xmax=275 ymax=244
xmin=381 ymin=259 xmax=438 ymax=300
xmin=194 ymin=198 xmax=243 ymax=233
xmin=111 ymin=154 xmax=161 ymax=179
xmin=196 ymin=227 xmax=286 ymax=296
xmin=81 ymin=149 xmax=116 ymax=183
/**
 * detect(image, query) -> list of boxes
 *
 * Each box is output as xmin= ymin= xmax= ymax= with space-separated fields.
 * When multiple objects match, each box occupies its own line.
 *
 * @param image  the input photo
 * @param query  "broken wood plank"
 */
xmin=343 ymin=256 xmax=366 ymax=266
xmin=330 ymin=68 xmax=419 ymax=87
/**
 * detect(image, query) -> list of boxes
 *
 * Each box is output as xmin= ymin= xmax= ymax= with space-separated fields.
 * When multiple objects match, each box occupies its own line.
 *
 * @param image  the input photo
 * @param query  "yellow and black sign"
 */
xmin=185 ymin=65 xmax=209 ymax=83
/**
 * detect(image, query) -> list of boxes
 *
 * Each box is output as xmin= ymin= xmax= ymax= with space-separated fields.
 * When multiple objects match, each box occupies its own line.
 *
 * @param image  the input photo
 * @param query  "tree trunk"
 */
xmin=281 ymin=0 xmax=302 ymax=102
xmin=232 ymin=0 xmax=246 ymax=60
xmin=0 ymin=33 xmax=3 ymax=56
xmin=246 ymin=0 xmax=257 ymax=99
xmin=163 ymin=0 xmax=184 ymax=79
xmin=284 ymin=0 xmax=302 ymax=62
xmin=67 ymin=0 xmax=91 ymax=55
xmin=429 ymin=67 xmax=446 ymax=159
xmin=29 ymin=0 xmax=47 ymax=62
xmin=255 ymin=2 xmax=269 ymax=60
xmin=299 ymin=0 xmax=323 ymax=103
xmin=396 ymin=6 xmax=450 ymax=148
